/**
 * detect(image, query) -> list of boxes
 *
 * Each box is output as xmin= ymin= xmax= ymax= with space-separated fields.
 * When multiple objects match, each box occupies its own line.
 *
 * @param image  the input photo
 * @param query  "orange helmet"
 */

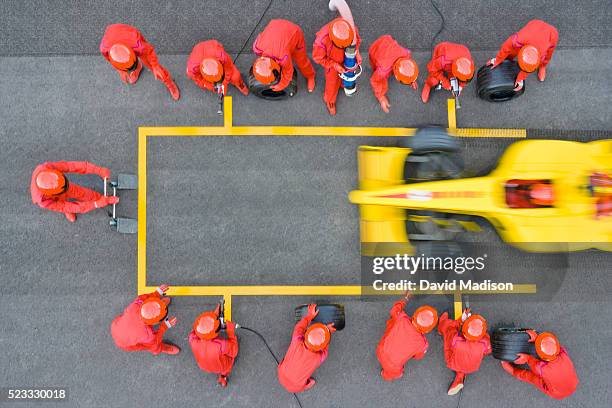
xmin=329 ymin=18 xmax=354 ymax=48
xmin=304 ymin=323 xmax=331 ymax=352
xmin=412 ymin=305 xmax=438 ymax=334
xmin=252 ymin=57 xmax=280 ymax=85
xmin=36 ymin=169 xmax=67 ymax=196
xmin=109 ymin=43 xmax=137 ymax=71
xmin=451 ymin=57 xmax=475 ymax=82
xmin=535 ymin=332 xmax=560 ymax=361
xmin=530 ymin=183 xmax=554 ymax=206
xmin=140 ymin=298 xmax=168 ymax=325
xmin=518 ymin=45 xmax=540 ymax=73
xmin=200 ymin=58 xmax=224 ymax=83
xmin=193 ymin=311 xmax=220 ymax=340
xmin=393 ymin=57 xmax=419 ymax=85
xmin=462 ymin=314 xmax=487 ymax=341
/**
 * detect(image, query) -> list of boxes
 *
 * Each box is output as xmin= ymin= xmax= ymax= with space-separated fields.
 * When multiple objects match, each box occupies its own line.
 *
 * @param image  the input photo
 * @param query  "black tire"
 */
xmin=491 ymin=327 xmax=537 ymax=361
xmin=295 ymin=303 xmax=345 ymax=331
xmin=248 ymin=68 xmax=298 ymax=100
xmin=402 ymin=126 xmax=460 ymax=153
xmin=476 ymin=60 xmax=525 ymax=102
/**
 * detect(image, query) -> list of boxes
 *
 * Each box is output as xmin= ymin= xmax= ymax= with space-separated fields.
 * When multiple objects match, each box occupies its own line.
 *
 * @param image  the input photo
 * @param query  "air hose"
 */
xmin=240 ymin=326 xmax=304 ymax=408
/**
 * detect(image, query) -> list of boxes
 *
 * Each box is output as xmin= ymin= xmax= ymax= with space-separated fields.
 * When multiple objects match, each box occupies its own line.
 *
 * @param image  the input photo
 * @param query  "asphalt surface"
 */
xmin=1 ymin=2 xmax=611 ymax=408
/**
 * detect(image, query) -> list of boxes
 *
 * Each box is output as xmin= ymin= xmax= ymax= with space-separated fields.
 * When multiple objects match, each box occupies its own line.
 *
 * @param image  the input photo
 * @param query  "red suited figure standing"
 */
xmin=368 ymin=35 xmax=419 ymax=113
xmin=376 ymin=293 xmax=439 ymax=381
xmin=278 ymin=304 xmax=336 ymax=393
xmin=186 ymin=40 xmax=249 ymax=96
xmin=110 ymin=284 xmax=180 ymax=355
xmin=189 ymin=305 xmax=239 ymax=387
xmin=501 ymin=330 xmax=578 ymax=400
xmin=251 ymin=20 xmax=316 ymax=94
xmin=421 ymin=42 xmax=474 ymax=104
xmin=31 ymin=161 xmax=117 ymax=223
xmin=438 ymin=309 xmax=492 ymax=395
xmin=312 ymin=18 xmax=362 ymax=115
xmin=100 ymin=24 xmax=180 ymax=100
xmin=487 ymin=20 xmax=558 ymax=91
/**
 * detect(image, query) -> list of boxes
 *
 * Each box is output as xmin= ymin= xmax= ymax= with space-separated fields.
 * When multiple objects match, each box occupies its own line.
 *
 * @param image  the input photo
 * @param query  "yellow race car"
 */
xmin=349 ymin=128 xmax=612 ymax=254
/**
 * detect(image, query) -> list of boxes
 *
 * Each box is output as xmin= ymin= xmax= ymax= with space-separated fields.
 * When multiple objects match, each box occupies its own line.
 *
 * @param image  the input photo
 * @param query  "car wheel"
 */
xmin=491 ymin=327 xmax=538 ymax=361
xmin=476 ymin=60 xmax=525 ymax=102
xmin=402 ymin=126 xmax=460 ymax=153
xmin=294 ymin=303 xmax=345 ymax=331
xmin=248 ymin=68 xmax=298 ymax=101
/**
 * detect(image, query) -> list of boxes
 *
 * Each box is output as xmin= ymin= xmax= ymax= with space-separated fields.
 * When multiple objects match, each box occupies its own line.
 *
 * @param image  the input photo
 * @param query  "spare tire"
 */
xmin=402 ymin=126 xmax=460 ymax=153
xmin=491 ymin=327 xmax=537 ymax=361
xmin=476 ymin=60 xmax=525 ymax=102
xmin=248 ymin=68 xmax=298 ymax=100
xmin=295 ymin=303 xmax=345 ymax=331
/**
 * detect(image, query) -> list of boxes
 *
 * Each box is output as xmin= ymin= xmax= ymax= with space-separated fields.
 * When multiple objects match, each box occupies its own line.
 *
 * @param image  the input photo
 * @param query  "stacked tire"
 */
xmin=295 ymin=303 xmax=345 ymax=330
xmin=492 ymin=327 xmax=537 ymax=362
xmin=248 ymin=68 xmax=298 ymax=100
xmin=476 ymin=60 xmax=525 ymax=102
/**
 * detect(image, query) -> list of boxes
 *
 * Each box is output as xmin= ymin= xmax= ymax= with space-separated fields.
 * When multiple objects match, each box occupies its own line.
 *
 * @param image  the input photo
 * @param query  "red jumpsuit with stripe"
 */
xmin=31 ymin=161 xmax=104 ymax=216
xmin=368 ymin=35 xmax=412 ymax=102
xmin=189 ymin=323 xmax=239 ymax=378
xmin=494 ymin=20 xmax=558 ymax=83
xmin=425 ymin=42 xmax=473 ymax=90
xmin=110 ymin=291 xmax=172 ymax=355
xmin=376 ymin=300 xmax=428 ymax=381
xmin=278 ymin=315 xmax=328 ymax=393
xmin=509 ymin=348 xmax=578 ymax=400
xmin=100 ymin=24 xmax=176 ymax=88
xmin=186 ymin=40 xmax=246 ymax=93
xmin=438 ymin=312 xmax=491 ymax=375
xmin=252 ymin=20 xmax=315 ymax=91
xmin=312 ymin=18 xmax=362 ymax=106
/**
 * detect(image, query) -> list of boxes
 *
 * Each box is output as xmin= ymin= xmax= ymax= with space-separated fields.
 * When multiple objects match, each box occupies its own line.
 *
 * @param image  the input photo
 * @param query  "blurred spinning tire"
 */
xmin=476 ymin=60 xmax=525 ymax=102
xmin=295 ymin=303 xmax=345 ymax=331
xmin=248 ymin=68 xmax=298 ymax=100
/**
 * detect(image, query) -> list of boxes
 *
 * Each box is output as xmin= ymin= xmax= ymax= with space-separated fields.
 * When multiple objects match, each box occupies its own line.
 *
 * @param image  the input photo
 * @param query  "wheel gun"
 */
xmin=450 ymin=77 xmax=461 ymax=110
xmin=214 ymin=83 xmax=225 ymax=115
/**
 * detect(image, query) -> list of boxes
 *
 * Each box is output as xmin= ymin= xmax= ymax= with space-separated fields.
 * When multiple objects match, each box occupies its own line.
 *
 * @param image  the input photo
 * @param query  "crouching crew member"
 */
xmin=187 ymin=40 xmax=248 ymax=96
xmin=421 ymin=42 xmax=474 ymax=104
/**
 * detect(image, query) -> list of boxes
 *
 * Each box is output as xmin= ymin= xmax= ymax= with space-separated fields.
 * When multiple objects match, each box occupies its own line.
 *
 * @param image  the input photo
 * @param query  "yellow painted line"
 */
xmin=454 ymin=292 xmax=462 ymax=320
xmin=223 ymin=293 xmax=232 ymax=321
xmin=447 ymin=99 xmax=457 ymax=129
xmin=449 ymin=128 xmax=526 ymax=138
xmin=224 ymin=96 xmax=232 ymax=128
xmin=137 ymin=129 xmax=147 ymax=295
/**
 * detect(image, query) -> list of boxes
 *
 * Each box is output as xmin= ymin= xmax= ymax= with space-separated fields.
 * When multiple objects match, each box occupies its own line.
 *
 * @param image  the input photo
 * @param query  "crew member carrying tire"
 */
xmin=438 ymin=309 xmax=491 ymax=396
xmin=186 ymin=40 xmax=249 ymax=96
xmin=486 ymin=20 xmax=558 ymax=91
xmin=278 ymin=304 xmax=336 ymax=393
xmin=189 ymin=305 xmax=239 ymax=387
xmin=421 ymin=42 xmax=474 ymax=104
xmin=376 ymin=292 xmax=438 ymax=381
xmin=500 ymin=330 xmax=578 ymax=400
xmin=100 ymin=24 xmax=180 ymax=100
xmin=313 ymin=18 xmax=362 ymax=115
xmin=110 ymin=284 xmax=180 ymax=356
xmin=31 ymin=161 xmax=117 ymax=223
xmin=368 ymin=35 xmax=419 ymax=113
xmin=251 ymin=20 xmax=316 ymax=95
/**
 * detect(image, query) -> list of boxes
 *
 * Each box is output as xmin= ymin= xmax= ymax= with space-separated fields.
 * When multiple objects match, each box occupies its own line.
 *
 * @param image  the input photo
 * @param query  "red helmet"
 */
xmin=451 ymin=57 xmax=475 ymax=82
xmin=462 ymin=314 xmax=487 ymax=341
xmin=393 ymin=57 xmax=419 ymax=85
xmin=530 ymin=183 xmax=554 ymax=206
xmin=535 ymin=332 xmax=560 ymax=361
xmin=109 ymin=43 xmax=137 ymax=71
xmin=193 ymin=311 xmax=220 ymax=340
xmin=200 ymin=58 xmax=224 ymax=83
xmin=252 ymin=57 xmax=280 ymax=85
xmin=329 ymin=18 xmax=354 ymax=48
xmin=518 ymin=45 xmax=540 ymax=73
xmin=304 ymin=323 xmax=331 ymax=352
xmin=412 ymin=305 xmax=438 ymax=334
xmin=140 ymin=298 xmax=167 ymax=325
xmin=36 ymin=169 xmax=67 ymax=196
